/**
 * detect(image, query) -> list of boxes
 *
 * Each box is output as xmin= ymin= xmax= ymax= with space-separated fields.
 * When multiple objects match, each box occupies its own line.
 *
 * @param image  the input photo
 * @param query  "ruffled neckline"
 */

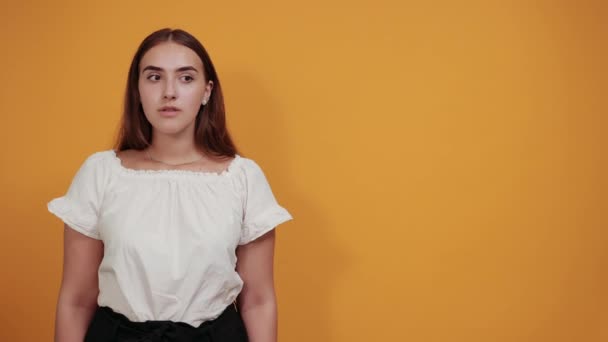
xmin=108 ymin=150 xmax=242 ymax=178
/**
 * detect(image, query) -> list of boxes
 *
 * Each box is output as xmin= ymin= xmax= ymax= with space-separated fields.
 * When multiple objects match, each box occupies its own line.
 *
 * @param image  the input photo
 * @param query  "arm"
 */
xmin=55 ymin=224 xmax=103 ymax=342
xmin=235 ymin=229 xmax=277 ymax=342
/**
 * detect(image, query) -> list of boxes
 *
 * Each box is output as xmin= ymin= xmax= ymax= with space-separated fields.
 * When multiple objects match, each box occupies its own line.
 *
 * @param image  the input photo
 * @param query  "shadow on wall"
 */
xmin=223 ymin=70 xmax=351 ymax=342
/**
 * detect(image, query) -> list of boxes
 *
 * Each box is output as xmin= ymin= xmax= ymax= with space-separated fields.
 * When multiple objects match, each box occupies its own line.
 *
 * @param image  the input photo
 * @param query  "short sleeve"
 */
xmin=47 ymin=152 xmax=109 ymax=240
xmin=239 ymin=159 xmax=293 ymax=245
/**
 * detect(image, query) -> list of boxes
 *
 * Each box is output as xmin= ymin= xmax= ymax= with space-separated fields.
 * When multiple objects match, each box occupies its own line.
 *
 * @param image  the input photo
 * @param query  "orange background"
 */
xmin=1 ymin=1 xmax=606 ymax=341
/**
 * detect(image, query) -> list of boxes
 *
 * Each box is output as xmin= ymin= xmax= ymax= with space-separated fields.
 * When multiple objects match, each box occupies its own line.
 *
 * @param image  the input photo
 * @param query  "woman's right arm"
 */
xmin=55 ymin=224 xmax=104 ymax=342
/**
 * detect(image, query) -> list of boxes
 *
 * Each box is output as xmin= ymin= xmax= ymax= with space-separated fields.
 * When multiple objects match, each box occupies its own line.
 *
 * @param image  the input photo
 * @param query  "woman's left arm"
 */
xmin=236 ymin=229 xmax=278 ymax=342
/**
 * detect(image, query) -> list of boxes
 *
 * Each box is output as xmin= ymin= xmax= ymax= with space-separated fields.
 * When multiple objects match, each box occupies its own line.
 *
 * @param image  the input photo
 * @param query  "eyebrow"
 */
xmin=141 ymin=65 xmax=199 ymax=73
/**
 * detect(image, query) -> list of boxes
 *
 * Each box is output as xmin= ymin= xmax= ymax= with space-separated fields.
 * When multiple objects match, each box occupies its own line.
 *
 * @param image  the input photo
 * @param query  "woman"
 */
xmin=48 ymin=28 xmax=293 ymax=342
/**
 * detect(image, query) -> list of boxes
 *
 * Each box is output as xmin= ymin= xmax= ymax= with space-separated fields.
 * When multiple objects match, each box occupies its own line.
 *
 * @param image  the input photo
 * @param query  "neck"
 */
xmin=147 ymin=130 xmax=204 ymax=165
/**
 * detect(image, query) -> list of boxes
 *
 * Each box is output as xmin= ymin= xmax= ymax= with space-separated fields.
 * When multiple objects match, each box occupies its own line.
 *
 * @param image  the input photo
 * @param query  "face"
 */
xmin=138 ymin=42 xmax=213 ymax=136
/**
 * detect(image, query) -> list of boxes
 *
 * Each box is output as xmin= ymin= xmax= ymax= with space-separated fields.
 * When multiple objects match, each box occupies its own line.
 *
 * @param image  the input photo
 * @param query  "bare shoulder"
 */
xmin=202 ymin=154 xmax=237 ymax=173
xmin=115 ymin=149 xmax=146 ymax=169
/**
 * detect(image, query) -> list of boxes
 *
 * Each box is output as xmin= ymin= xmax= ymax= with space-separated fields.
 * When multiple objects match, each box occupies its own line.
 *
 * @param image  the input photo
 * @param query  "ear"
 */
xmin=205 ymin=80 xmax=214 ymax=99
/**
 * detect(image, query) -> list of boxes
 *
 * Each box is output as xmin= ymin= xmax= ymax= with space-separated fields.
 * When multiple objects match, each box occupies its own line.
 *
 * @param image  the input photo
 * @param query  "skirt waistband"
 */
xmin=84 ymin=304 xmax=247 ymax=342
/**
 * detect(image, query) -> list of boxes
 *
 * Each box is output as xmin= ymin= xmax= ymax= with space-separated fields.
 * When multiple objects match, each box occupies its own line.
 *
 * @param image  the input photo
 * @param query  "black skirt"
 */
xmin=84 ymin=304 xmax=249 ymax=341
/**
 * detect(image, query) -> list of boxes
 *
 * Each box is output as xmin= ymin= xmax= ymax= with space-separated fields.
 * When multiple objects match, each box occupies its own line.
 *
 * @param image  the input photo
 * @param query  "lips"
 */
xmin=160 ymin=106 xmax=180 ymax=112
xmin=159 ymin=106 xmax=181 ymax=117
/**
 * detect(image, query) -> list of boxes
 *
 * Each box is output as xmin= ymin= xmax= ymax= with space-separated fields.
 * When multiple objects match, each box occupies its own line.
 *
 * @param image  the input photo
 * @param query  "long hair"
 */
xmin=113 ymin=28 xmax=239 ymax=158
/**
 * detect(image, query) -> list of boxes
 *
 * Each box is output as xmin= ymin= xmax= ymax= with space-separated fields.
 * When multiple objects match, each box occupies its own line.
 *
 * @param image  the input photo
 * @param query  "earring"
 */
xmin=202 ymin=99 xmax=208 ymax=105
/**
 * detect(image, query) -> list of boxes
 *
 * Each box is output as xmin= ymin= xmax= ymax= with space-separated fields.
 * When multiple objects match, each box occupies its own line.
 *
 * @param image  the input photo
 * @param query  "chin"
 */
xmin=150 ymin=119 xmax=197 ymax=135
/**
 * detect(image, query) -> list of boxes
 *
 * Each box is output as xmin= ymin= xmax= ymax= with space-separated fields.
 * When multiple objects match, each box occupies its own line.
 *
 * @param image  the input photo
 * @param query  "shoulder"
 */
xmin=83 ymin=149 xmax=117 ymax=163
xmin=74 ymin=149 xmax=117 ymax=176
xmin=232 ymin=155 xmax=277 ymax=191
xmin=112 ymin=149 xmax=146 ymax=170
xmin=233 ymin=155 xmax=265 ymax=177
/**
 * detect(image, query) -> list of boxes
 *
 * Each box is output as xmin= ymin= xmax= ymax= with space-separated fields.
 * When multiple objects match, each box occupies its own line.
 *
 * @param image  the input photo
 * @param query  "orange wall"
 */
xmin=1 ymin=1 xmax=606 ymax=341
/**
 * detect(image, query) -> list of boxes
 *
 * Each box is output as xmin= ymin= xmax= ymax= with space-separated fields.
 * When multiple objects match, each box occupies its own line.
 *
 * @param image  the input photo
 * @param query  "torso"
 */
xmin=47 ymin=149 xmax=291 ymax=327
xmin=96 ymin=149 xmax=246 ymax=325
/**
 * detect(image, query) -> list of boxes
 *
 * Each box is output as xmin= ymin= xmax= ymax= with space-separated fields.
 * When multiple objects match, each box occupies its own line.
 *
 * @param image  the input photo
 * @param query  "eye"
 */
xmin=181 ymin=75 xmax=194 ymax=82
xmin=147 ymin=74 xmax=161 ymax=81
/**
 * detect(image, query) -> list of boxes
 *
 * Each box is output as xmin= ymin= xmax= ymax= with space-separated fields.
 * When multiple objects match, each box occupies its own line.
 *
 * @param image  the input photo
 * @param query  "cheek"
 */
xmin=181 ymin=86 xmax=205 ymax=108
xmin=138 ymin=84 xmax=156 ymax=109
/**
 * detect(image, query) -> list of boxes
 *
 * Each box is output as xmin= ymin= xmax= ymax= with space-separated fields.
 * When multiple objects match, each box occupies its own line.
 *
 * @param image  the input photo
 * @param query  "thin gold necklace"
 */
xmin=145 ymin=149 xmax=204 ymax=167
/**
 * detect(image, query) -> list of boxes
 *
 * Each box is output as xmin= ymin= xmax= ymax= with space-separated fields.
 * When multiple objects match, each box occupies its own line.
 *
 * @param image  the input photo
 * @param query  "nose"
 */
xmin=163 ymin=79 xmax=177 ymax=100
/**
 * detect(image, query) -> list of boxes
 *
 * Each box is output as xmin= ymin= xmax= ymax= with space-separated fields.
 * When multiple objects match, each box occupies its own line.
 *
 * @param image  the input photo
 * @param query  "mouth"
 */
xmin=160 ymin=106 xmax=181 ymax=112
xmin=159 ymin=106 xmax=181 ymax=117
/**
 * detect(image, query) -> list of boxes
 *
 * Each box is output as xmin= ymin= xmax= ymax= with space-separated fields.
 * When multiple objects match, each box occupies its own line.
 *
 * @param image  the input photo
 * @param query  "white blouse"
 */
xmin=47 ymin=150 xmax=293 ymax=327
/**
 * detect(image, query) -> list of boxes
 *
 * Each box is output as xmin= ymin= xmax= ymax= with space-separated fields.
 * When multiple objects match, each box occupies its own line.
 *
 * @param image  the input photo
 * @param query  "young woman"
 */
xmin=48 ymin=28 xmax=293 ymax=342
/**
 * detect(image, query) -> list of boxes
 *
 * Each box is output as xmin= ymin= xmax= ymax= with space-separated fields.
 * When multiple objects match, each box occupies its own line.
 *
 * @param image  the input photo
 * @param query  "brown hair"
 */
xmin=113 ymin=28 xmax=239 ymax=158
